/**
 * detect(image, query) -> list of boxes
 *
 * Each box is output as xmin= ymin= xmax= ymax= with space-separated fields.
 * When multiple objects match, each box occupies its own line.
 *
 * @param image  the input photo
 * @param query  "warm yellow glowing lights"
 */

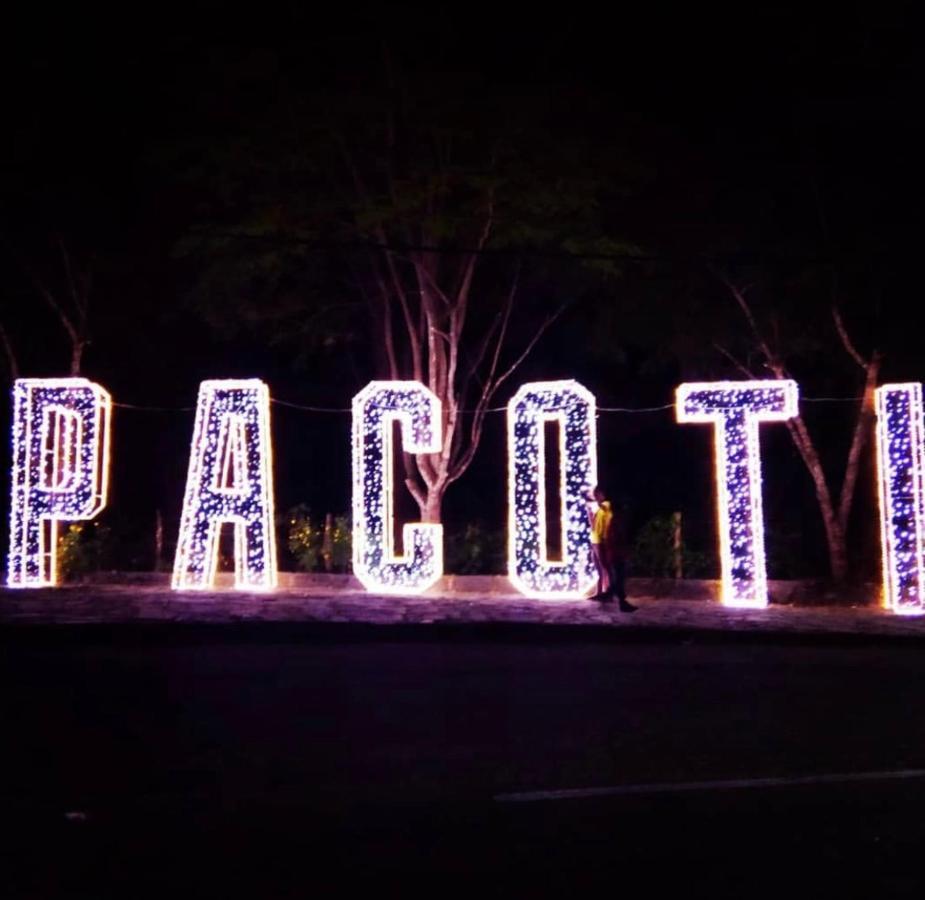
xmin=676 ymin=380 xmax=798 ymax=608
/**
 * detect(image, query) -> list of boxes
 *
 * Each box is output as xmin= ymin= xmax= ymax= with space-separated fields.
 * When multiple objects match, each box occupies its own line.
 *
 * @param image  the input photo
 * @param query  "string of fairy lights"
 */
xmin=109 ymin=395 xmax=867 ymax=415
xmin=5 ymin=376 xmax=925 ymax=614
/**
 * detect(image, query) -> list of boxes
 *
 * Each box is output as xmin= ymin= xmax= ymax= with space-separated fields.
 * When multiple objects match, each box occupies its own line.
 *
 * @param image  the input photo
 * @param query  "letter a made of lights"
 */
xmin=172 ymin=379 xmax=277 ymax=591
xmin=676 ymin=380 xmax=798 ymax=608
xmin=875 ymin=383 xmax=925 ymax=615
xmin=507 ymin=380 xmax=597 ymax=598
xmin=7 ymin=378 xmax=112 ymax=587
xmin=352 ymin=381 xmax=443 ymax=594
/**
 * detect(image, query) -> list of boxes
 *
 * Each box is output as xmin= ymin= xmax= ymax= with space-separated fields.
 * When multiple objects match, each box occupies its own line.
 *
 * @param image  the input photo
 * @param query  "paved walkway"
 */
xmin=2 ymin=582 xmax=924 ymax=640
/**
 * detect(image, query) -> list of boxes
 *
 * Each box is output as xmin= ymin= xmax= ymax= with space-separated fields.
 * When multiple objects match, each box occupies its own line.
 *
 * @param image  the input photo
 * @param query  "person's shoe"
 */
xmin=590 ymin=592 xmax=611 ymax=602
xmin=618 ymin=598 xmax=638 ymax=613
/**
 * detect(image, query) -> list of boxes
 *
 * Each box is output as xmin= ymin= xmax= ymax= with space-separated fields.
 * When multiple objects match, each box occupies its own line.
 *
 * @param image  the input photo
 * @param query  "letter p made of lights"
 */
xmin=352 ymin=381 xmax=443 ymax=594
xmin=172 ymin=379 xmax=277 ymax=591
xmin=676 ymin=380 xmax=798 ymax=608
xmin=7 ymin=378 xmax=112 ymax=587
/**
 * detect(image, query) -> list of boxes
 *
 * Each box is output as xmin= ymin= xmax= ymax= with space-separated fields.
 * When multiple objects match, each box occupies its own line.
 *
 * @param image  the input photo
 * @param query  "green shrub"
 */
xmin=285 ymin=504 xmax=352 ymax=572
xmin=445 ymin=521 xmax=505 ymax=574
xmin=286 ymin=504 xmax=322 ymax=571
xmin=328 ymin=514 xmax=352 ymax=571
xmin=631 ymin=514 xmax=713 ymax=578
xmin=56 ymin=521 xmax=112 ymax=581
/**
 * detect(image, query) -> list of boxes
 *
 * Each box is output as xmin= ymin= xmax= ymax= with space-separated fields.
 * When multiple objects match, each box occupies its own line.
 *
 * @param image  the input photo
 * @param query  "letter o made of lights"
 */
xmin=507 ymin=380 xmax=597 ymax=598
xmin=352 ymin=381 xmax=443 ymax=594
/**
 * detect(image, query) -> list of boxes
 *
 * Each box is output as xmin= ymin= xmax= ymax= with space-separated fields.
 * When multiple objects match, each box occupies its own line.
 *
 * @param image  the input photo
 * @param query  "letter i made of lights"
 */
xmin=172 ymin=379 xmax=277 ymax=591
xmin=875 ymin=383 xmax=925 ymax=615
xmin=507 ymin=380 xmax=597 ymax=598
xmin=351 ymin=381 xmax=443 ymax=594
xmin=676 ymin=380 xmax=798 ymax=608
xmin=7 ymin=378 xmax=112 ymax=587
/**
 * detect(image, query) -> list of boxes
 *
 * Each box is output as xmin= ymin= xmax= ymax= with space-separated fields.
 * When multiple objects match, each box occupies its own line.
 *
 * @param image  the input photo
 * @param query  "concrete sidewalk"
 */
xmin=1 ymin=577 xmax=922 ymax=641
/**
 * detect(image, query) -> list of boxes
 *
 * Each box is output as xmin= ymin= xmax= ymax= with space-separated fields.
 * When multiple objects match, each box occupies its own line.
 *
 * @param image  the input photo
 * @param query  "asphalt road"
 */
xmin=2 ymin=623 xmax=925 ymax=897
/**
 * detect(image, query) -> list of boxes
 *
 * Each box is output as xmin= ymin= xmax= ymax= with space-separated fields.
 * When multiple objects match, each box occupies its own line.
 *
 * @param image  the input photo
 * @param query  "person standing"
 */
xmin=587 ymin=486 xmax=610 ymax=600
xmin=587 ymin=486 xmax=637 ymax=612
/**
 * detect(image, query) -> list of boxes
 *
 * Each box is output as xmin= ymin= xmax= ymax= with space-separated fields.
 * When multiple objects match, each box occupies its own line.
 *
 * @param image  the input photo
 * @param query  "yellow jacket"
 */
xmin=591 ymin=501 xmax=612 ymax=545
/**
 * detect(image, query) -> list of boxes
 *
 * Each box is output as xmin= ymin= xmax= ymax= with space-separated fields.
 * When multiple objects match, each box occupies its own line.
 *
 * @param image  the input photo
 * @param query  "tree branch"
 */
xmin=360 ymin=262 xmax=400 ymax=378
xmin=712 ymin=342 xmax=758 ymax=379
xmin=454 ymin=189 xmax=494 ymax=323
xmin=785 ymin=415 xmax=837 ymax=518
xmin=832 ymin=304 xmax=868 ymax=370
xmin=58 ymin=238 xmax=83 ymax=317
xmin=0 ymin=321 xmax=19 ymax=380
xmin=713 ymin=271 xmax=780 ymax=370
xmin=380 ymin=244 xmax=422 ymax=381
xmin=448 ymin=266 xmax=520 ymax=482
xmin=400 ymin=253 xmax=451 ymax=308
xmin=490 ymin=305 xmax=565 ymax=400
xmin=837 ymin=350 xmax=881 ymax=530
xmin=28 ymin=269 xmax=80 ymax=347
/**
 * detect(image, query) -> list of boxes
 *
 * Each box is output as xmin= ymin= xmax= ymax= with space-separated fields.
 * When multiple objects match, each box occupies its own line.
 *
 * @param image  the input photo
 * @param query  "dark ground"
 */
xmin=2 ymin=623 xmax=925 ymax=897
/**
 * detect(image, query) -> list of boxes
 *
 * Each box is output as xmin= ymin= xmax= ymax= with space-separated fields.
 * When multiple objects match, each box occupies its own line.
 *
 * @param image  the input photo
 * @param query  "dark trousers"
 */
xmin=593 ymin=546 xmax=627 ymax=601
xmin=607 ymin=558 xmax=627 ymax=602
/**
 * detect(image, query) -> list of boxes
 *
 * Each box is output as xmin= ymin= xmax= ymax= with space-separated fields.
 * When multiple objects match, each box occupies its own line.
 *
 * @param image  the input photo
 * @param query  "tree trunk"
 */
xmin=818 ymin=501 xmax=848 ymax=584
xmin=0 ymin=323 xmax=19 ymax=380
xmin=154 ymin=509 xmax=164 ymax=572
xmin=671 ymin=511 xmax=683 ymax=579
xmin=716 ymin=282 xmax=878 ymax=585
xmin=321 ymin=513 xmax=334 ymax=572
xmin=70 ymin=340 xmax=84 ymax=376
xmin=420 ymin=485 xmax=445 ymax=525
xmin=786 ymin=415 xmax=849 ymax=583
xmin=836 ymin=355 xmax=880 ymax=535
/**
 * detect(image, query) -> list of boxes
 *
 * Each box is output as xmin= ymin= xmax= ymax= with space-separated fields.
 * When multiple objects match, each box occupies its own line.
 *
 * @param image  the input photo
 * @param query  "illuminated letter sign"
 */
xmin=676 ymin=380 xmax=798 ymax=608
xmin=507 ymin=380 xmax=597 ymax=598
xmin=172 ymin=379 xmax=277 ymax=591
xmin=875 ymin=383 xmax=925 ymax=615
xmin=7 ymin=378 xmax=111 ymax=587
xmin=352 ymin=381 xmax=442 ymax=593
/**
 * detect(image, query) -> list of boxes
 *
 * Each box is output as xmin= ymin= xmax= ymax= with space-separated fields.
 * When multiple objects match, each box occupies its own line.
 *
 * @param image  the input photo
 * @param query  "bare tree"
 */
xmin=328 ymin=61 xmax=633 ymax=525
xmin=23 ymin=238 xmax=93 ymax=375
xmin=177 ymin=61 xmax=634 ymax=526
xmin=346 ymin=178 xmax=564 ymax=523
xmin=0 ymin=319 xmax=19 ymax=380
xmin=714 ymin=279 xmax=880 ymax=582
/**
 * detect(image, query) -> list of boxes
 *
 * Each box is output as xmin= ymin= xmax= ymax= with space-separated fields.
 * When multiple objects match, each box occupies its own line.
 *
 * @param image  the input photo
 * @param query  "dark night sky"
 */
xmin=0 ymin=1 xmax=920 ymax=574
